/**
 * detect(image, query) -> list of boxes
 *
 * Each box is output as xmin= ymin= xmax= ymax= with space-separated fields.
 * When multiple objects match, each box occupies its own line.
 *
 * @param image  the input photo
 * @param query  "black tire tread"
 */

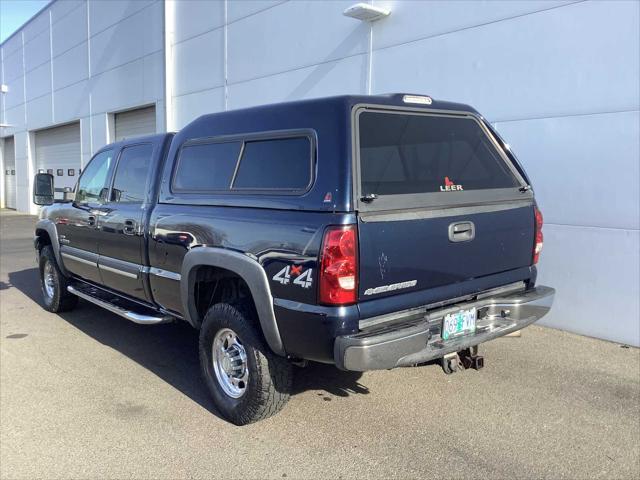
xmin=39 ymin=245 xmax=78 ymax=313
xmin=199 ymin=301 xmax=292 ymax=425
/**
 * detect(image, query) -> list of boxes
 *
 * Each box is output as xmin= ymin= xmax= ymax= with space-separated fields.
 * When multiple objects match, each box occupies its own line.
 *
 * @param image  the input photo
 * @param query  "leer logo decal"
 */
xmin=273 ymin=265 xmax=313 ymax=289
xmin=440 ymin=176 xmax=463 ymax=192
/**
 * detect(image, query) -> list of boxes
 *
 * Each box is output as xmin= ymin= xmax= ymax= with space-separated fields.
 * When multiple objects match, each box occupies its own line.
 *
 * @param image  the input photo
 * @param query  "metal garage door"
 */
xmin=35 ymin=123 xmax=81 ymax=196
xmin=114 ymin=106 xmax=156 ymax=141
xmin=3 ymin=137 xmax=16 ymax=209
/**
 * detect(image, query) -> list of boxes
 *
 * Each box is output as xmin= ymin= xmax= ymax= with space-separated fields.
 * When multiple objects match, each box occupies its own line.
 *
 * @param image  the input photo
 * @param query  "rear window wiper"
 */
xmin=361 ymin=193 xmax=378 ymax=203
xmin=519 ymin=185 xmax=532 ymax=193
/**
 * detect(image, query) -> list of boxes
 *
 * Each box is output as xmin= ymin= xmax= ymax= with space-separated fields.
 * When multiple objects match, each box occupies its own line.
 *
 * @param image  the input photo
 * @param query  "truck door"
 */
xmin=97 ymin=143 xmax=153 ymax=302
xmin=57 ymin=149 xmax=116 ymax=284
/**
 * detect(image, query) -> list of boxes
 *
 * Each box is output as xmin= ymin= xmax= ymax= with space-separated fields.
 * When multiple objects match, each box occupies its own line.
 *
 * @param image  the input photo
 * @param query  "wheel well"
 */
xmin=35 ymin=229 xmax=52 ymax=253
xmin=191 ymin=266 xmax=255 ymax=324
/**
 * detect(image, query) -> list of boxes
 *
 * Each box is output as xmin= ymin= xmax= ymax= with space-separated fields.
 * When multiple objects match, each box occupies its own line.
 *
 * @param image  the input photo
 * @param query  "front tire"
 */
xmin=199 ymin=302 xmax=292 ymax=425
xmin=39 ymin=245 xmax=78 ymax=313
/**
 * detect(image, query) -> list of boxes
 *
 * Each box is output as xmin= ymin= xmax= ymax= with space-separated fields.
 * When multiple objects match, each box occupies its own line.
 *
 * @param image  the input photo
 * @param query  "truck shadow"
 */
xmin=8 ymin=268 xmax=368 ymax=417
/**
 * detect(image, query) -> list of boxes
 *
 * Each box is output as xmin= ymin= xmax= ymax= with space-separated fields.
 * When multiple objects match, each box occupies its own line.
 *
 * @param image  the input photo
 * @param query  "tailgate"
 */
xmin=358 ymin=205 xmax=534 ymax=300
xmin=353 ymin=105 xmax=535 ymax=301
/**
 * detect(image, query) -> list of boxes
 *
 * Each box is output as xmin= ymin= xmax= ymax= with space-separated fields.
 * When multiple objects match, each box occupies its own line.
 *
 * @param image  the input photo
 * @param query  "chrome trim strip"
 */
xmin=359 ymin=200 xmax=533 ymax=223
xmin=99 ymin=264 xmax=139 ymax=279
xmin=160 ymin=308 xmax=184 ymax=321
xmin=148 ymin=267 xmax=181 ymax=281
xmin=66 ymin=285 xmax=173 ymax=325
xmin=61 ymin=252 xmax=97 ymax=267
xmin=98 ymin=255 xmax=142 ymax=276
xmin=359 ymin=281 xmax=526 ymax=330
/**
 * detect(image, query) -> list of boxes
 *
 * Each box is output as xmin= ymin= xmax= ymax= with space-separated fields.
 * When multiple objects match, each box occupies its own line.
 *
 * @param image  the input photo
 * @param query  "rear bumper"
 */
xmin=334 ymin=285 xmax=555 ymax=371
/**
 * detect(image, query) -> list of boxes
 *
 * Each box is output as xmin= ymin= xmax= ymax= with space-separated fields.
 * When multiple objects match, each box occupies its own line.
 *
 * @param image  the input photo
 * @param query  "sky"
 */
xmin=1 ymin=0 xmax=50 ymax=43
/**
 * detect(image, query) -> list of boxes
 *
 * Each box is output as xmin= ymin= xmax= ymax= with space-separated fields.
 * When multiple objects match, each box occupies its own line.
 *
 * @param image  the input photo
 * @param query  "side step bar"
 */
xmin=67 ymin=285 xmax=173 ymax=325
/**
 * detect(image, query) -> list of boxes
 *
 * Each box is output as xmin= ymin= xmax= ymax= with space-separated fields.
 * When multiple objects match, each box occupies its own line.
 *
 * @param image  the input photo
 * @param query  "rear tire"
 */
xmin=199 ymin=302 xmax=292 ymax=425
xmin=39 ymin=245 xmax=78 ymax=313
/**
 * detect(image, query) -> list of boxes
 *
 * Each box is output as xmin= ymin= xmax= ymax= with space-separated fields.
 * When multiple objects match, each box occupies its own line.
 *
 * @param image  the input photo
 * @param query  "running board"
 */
xmin=67 ymin=285 xmax=173 ymax=325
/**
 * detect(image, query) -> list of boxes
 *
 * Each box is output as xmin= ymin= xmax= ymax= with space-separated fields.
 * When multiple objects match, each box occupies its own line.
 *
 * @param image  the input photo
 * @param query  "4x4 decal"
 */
xmin=273 ymin=265 xmax=313 ymax=289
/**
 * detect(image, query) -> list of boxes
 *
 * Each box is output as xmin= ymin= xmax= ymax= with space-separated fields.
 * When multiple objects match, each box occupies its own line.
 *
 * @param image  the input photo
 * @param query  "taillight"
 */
xmin=533 ymin=206 xmax=544 ymax=264
xmin=318 ymin=225 xmax=358 ymax=305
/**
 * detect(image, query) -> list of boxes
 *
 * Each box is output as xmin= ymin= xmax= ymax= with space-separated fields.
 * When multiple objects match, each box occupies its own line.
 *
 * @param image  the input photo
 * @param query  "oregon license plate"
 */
xmin=442 ymin=307 xmax=477 ymax=341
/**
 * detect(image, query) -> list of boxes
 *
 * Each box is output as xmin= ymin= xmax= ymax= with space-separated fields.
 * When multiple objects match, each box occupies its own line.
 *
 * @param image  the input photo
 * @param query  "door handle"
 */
xmin=123 ymin=219 xmax=138 ymax=236
xmin=448 ymin=221 xmax=475 ymax=242
xmin=87 ymin=215 xmax=96 ymax=227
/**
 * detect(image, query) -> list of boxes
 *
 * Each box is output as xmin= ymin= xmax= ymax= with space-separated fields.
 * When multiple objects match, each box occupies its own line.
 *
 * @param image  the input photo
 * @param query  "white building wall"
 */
xmin=367 ymin=0 xmax=639 ymax=346
xmin=0 ymin=0 xmax=165 ymax=213
xmin=1 ymin=0 xmax=639 ymax=346
xmin=167 ymin=0 xmax=639 ymax=346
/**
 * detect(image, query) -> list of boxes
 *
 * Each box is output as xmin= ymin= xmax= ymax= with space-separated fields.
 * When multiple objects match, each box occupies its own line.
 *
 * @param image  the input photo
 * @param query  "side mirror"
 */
xmin=33 ymin=173 xmax=54 ymax=206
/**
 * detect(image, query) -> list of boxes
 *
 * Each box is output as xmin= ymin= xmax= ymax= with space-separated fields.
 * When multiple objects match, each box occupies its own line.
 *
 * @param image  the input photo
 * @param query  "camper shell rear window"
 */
xmin=354 ymin=106 xmax=528 ymax=211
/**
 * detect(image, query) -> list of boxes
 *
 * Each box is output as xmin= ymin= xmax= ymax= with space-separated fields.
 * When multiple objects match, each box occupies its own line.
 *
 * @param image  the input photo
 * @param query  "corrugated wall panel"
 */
xmin=114 ymin=106 xmax=156 ymax=141
xmin=35 ymin=123 xmax=81 ymax=193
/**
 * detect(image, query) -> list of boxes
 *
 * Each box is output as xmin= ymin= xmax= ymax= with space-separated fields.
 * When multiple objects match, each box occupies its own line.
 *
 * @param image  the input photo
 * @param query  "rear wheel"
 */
xmin=199 ymin=302 xmax=292 ymax=425
xmin=39 ymin=245 xmax=78 ymax=313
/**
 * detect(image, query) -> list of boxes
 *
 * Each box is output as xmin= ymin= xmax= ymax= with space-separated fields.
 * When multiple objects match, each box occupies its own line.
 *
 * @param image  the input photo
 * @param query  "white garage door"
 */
xmin=35 ymin=123 xmax=81 ymax=196
xmin=3 ymin=137 xmax=16 ymax=209
xmin=114 ymin=106 xmax=156 ymax=141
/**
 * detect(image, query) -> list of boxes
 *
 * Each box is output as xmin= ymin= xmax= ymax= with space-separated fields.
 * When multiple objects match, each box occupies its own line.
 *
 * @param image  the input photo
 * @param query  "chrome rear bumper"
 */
xmin=334 ymin=285 xmax=555 ymax=371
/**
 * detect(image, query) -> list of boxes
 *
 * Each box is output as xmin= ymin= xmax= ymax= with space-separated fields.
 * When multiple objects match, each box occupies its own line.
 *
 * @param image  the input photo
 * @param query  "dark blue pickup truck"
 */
xmin=32 ymin=94 xmax=554 ymax=425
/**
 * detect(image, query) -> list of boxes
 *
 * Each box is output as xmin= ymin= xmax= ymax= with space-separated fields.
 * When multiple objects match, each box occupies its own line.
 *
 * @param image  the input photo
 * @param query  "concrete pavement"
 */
xmin=1 ymin=209 xmax=638 ymax=479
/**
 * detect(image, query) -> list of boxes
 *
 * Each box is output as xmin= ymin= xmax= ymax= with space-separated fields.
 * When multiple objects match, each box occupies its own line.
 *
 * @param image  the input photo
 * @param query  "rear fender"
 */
xmin=180 ymin=247 xmax=285 ymax=356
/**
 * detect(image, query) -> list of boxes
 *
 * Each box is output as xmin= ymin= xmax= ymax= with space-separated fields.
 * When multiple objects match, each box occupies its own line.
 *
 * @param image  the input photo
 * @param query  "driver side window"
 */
xmin=75 ymin=150 xmax=115 ymax=204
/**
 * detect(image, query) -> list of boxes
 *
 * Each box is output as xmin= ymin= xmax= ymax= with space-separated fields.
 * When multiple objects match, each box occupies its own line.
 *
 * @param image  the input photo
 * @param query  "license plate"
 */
xmin=442 ymin=307 xmax=477 ymax=341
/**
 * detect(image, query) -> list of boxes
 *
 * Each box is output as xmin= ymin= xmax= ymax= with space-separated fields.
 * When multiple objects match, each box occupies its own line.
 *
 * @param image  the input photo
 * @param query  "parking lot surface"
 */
xmin=1 ymin=209 xmax=639 ymax=479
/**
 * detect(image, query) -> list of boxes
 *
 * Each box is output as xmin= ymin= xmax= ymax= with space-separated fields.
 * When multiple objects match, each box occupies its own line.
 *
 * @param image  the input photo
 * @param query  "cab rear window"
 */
xmin=358 ymin=111 xmax=519 ymax=196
